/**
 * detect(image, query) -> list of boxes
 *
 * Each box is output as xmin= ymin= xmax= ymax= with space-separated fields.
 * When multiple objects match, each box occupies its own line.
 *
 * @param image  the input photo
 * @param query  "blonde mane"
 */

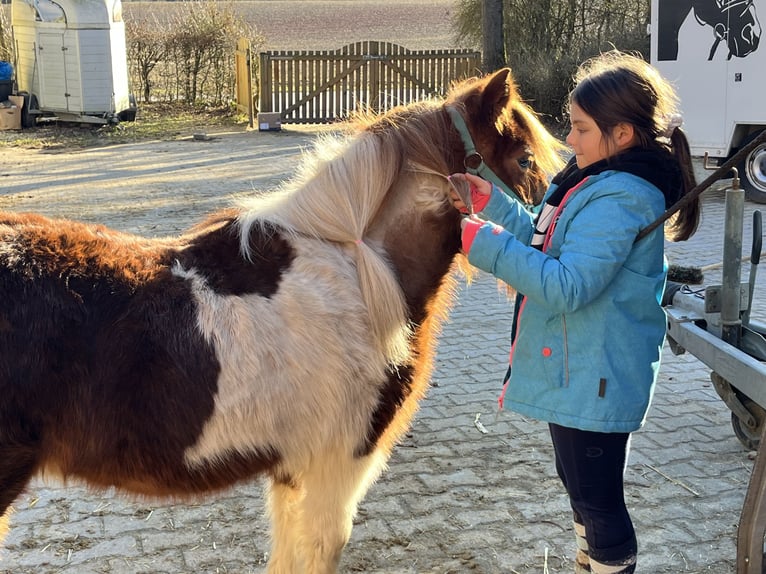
xmin=236 ymin=127 xmax=418 ymax=366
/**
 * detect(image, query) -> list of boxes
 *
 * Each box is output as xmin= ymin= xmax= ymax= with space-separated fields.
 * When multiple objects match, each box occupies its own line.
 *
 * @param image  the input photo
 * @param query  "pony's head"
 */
xmin=353 ymin=67 xmax=565 ymax=207
xmin=444 ymin=67 xmax=566 ymax=205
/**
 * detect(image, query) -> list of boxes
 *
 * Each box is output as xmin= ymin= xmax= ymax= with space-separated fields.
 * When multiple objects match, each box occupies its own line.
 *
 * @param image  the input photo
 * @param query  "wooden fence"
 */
xmin=257 ymin=41 xmax=481 ymax=124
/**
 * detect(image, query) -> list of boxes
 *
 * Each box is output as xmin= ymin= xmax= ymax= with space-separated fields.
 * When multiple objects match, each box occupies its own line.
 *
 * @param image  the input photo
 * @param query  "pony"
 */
xmin=0 ymin=68 xmax=563 ymax=573
xmin=657 ymin=0 xmax=761 ymax=61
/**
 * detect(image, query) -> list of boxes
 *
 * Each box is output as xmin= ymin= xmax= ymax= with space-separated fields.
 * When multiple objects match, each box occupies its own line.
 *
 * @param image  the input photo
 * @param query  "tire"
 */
xmin=737 ymin=129 xmax=766 ymax=203
xmin=118 ymin=93 xmax=137 ymax=122
xmin=118 ymin=108 xmax=136 ymax=122
xmin=19 ymin=92 xmax=38 ymax=128
xmin=731 ymin=394 xmax=766 ymax=451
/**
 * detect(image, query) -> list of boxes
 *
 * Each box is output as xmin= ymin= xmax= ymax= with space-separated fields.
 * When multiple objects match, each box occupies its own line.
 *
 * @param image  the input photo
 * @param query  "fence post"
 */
xmin=259 ymin=51 xmax=272 ymax=113
xmin=234 ymin=38 xmax=253 ymax=129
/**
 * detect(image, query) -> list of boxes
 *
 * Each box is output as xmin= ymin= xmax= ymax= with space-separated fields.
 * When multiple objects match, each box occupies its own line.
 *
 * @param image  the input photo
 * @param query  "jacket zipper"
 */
xmin=501 ymin=178 xmax=588 ymax=406
xmin=541 ymin=179 xmax=585 ymax=387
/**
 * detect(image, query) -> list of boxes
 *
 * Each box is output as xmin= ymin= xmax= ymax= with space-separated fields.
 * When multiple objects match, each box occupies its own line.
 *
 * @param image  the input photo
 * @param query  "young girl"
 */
xmin=451 ymin=51 xmax=701 ymax=573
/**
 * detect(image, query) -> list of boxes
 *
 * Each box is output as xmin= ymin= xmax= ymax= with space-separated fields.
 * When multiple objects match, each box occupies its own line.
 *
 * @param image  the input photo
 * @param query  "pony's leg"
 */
xmin=266 ymin=477 xmax=306 ymax=574
xmin=0 ymin=512 xmax=9 ymax=543
xmin=298 ymin=450 xmax=387 ymax=574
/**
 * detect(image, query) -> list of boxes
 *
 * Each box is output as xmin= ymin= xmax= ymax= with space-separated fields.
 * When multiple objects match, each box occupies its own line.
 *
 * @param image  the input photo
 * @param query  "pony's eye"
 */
xmin=518 ymin=156 xmax=533 ymax=169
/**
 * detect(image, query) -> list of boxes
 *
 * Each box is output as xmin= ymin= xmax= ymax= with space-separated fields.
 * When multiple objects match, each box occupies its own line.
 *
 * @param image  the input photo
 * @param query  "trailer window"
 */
xmin=34 ymin=0 xmax=65 ymax=23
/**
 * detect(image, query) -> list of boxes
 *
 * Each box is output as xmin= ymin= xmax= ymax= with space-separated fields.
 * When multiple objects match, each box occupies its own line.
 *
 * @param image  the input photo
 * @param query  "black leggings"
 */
xmin=549 ymin=423 xmax=638 ymax=564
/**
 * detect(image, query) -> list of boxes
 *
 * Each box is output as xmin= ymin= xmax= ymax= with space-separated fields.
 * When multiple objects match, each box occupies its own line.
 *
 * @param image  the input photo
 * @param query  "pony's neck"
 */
xmin=365 ymin=172 xmax=464 ymax=324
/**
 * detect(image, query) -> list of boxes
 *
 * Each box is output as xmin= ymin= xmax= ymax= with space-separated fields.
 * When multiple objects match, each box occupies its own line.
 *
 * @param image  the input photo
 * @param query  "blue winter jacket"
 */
xmin=467 ymin=170 xmax=668 ymax=433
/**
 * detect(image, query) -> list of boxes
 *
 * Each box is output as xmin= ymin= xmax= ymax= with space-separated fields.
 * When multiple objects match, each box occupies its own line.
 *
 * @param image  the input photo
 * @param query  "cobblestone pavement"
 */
xmin=0 ymin=130 xmax=763 ymax=573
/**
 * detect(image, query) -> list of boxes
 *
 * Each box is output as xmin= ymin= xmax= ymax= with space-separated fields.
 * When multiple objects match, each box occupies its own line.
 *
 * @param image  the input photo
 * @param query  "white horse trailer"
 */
xmin=11 ymin=0 xmax=135 ymax=125
xmin=651 ymin=0 xmax=766 ymax=201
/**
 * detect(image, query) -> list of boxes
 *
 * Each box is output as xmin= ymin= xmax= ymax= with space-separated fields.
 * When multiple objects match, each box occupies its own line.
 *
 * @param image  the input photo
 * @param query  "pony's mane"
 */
xmin=235 ymin=110 xmax=453 ymax=366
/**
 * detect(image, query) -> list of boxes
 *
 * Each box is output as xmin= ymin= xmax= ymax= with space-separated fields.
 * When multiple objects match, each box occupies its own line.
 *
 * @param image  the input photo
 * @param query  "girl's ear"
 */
xmin=613 ymin=122 xmax=636 ymax=149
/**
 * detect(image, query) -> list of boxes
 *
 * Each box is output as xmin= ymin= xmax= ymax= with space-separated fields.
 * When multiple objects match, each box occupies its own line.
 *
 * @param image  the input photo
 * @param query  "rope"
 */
xmin=635 ymin=129 xmax=766 ymax=242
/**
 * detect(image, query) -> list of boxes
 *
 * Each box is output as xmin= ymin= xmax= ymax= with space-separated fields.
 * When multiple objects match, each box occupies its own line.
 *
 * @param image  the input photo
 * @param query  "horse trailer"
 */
xmin=651 ymin=0 xmax=766 ymax=202
xmin=10 ymin=0 xmax=136 ymax=125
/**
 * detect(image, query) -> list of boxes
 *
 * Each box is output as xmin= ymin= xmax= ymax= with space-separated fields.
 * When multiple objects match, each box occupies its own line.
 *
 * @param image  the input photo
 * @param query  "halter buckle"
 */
xmin=464 ymin=152 xmax=484 ymax=172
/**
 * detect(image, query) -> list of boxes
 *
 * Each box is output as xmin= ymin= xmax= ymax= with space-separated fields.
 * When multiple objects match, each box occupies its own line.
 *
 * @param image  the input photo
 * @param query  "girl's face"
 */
xmin=565 ymin=102 xmax=609 ymax=169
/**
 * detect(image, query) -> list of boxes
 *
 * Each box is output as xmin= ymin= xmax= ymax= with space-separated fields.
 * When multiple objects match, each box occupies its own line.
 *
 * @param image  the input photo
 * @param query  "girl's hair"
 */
xmin=568 ymin=50 xmax=700 ymax=241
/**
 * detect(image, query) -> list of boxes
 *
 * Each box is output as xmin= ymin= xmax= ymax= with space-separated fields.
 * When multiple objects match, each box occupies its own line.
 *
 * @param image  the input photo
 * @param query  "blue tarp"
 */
xmin=0 ymin=62 xmax=13 ymax=81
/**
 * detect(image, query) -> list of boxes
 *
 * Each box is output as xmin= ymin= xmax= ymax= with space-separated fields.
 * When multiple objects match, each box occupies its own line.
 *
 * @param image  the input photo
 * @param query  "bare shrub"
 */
xmin=454 ymin=0 xmax=650 ymax=124
xmin=0 ymin=3 xmax=12 ymax=65
xmin=126 ymin=14 xmax=168 ymax=103
xmin=125 ymin=0 xmax=264 ymax=105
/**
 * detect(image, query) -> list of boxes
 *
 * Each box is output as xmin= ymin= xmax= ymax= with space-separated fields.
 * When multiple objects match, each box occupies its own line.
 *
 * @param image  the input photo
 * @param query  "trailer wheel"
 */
xmin=118 ymin=94 xmax=137 ymax=122
xmin=737 ymin=129 xmax=766 ymax=203
xmin=18 ymin=92 xmax=38 ymax=128
xmin=732 ymin=395 xmax=766 ymax=451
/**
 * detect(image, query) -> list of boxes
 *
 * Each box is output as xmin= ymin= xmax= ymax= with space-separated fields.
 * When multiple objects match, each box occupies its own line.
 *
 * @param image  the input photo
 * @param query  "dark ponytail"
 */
xmin=666 ymin=127 xmax=701 ymax=241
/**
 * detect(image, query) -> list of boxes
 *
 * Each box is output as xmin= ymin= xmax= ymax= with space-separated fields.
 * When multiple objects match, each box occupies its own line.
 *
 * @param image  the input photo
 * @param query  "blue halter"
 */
xmin=446 ymin=105 xmax=530 ymax=207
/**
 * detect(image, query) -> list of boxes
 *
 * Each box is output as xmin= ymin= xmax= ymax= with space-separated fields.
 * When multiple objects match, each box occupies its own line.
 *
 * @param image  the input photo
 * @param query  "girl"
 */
xmin=451 ymin=51 xmax=701 ymax=573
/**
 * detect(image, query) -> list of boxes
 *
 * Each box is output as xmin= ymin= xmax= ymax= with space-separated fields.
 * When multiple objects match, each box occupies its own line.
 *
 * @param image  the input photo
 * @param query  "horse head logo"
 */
xmin=658 ymin=0 xmax=762 ymax=61
xmin=696 ymin=0 xmax=762 ymax=59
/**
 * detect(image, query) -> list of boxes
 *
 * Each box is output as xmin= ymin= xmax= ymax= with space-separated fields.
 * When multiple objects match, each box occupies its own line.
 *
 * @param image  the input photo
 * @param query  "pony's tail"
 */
xmin=666 ymin=128 xmax=702 ymax=242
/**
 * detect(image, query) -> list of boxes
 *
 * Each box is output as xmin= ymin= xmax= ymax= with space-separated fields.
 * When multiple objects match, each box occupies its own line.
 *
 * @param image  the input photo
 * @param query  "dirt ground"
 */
xmin=230 ymin=0 xmax=463 ymax=52
xmin=0 ymin=126 xmax=329 ymax=234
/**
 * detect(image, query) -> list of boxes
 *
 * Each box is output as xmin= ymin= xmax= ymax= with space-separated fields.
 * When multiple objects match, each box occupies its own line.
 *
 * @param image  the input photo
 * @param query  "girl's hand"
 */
xmin=460 ymin=215 xmax=486 ymax=254
xmin=448 ymin=173 xmax=492 ymax=214
xmin=448 ymin=173 xmax=472 ymax=214
xmin=460 ymin=215 xmax=478 ymax=230
xmin=463 ymin=173 xmax=492 ymax=195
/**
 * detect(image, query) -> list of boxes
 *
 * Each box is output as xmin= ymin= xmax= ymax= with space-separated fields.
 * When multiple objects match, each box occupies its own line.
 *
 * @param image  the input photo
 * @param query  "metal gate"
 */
xmin=258 ymin=41 xmax=481 ymax=124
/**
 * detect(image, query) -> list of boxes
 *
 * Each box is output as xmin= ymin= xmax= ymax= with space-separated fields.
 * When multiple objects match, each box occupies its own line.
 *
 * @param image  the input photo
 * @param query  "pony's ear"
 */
xmin=481 ymin=68 xmax=516 ymax=120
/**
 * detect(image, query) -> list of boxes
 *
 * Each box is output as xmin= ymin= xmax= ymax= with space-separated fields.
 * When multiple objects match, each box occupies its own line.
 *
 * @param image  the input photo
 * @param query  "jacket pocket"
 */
xmin=533 ymin=314 xmax=569 ymax=388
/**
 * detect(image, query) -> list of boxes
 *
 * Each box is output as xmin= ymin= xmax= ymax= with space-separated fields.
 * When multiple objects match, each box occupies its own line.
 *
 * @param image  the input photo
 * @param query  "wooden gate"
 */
xmin=258 ymin=41 xmax=481 ymax=124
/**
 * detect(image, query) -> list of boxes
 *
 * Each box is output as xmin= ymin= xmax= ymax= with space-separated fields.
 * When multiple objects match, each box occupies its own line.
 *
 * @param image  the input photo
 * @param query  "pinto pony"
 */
xmin=0 ymin=68 xmax=563 ymax=573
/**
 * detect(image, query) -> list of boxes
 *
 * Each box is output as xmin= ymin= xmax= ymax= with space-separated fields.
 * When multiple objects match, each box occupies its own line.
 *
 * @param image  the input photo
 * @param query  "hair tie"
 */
xmin=354 ymin=239 xmax=363 ymax=245
xmin=662 ymin=114 xmax=683 ymax=138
